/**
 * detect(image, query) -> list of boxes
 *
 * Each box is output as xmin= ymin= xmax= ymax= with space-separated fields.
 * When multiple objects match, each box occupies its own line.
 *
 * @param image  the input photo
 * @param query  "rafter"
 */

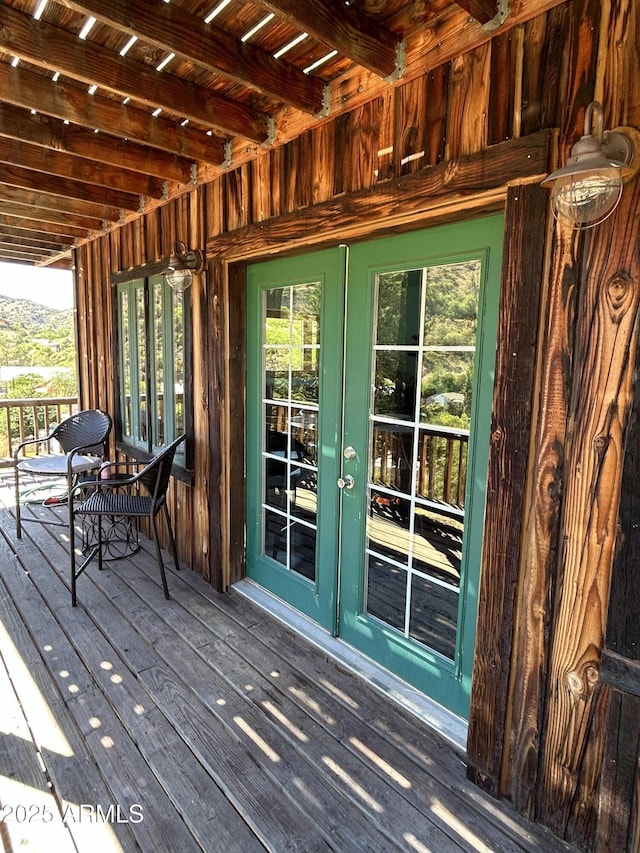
xmin=0 ymin=5 xmax=272 ymax=143
xmin=0 ymin=228 xmax=72 ymax=250
xmin=0 ymin=247 xmax=51 ymax=262
xmin=0 ymin=163 xmax=141 ymax=210
xmin=0 ymin=214 xmax=88 ymax=240
xmin=0 ymin=64 xmax=226 ymax=165
xmin=0 ymin=137 xmax=166 ymax=199
xmin=0 ymin=236 xmax=65 ymax=254
xmin=0 ymin=186 xmax=120 ymax=227
xmin=452 ymin=0 xmax=499 ymax=25
xmin=0 ymin=103 xmax=193 ymax=183
xmin=256 ymin=0 xmax=401 ymax=78
xmin=62 ymin=0 xmax=325 ymax=115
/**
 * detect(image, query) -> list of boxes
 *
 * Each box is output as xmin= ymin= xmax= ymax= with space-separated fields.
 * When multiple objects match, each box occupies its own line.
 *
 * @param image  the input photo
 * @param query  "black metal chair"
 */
xmin=68 ymin=435 xmax=185 ymax=606
xmin=14 ymin=409 xmax=112 ymax=538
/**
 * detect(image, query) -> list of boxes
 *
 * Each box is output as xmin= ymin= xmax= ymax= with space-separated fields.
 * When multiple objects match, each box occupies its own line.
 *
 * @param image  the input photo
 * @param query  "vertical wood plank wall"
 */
xmin=73 ymin=0 xmax=640 ymax=848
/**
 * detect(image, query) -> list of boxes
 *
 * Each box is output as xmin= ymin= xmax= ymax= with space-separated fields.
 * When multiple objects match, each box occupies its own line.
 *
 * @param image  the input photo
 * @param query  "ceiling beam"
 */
xmin=0 ymin=246 xmax=52 ymax=260
xmin=0 ymin=64 xmax=225 ymax=165
xmin=0 ymin=5 xmax=272 ymax=143
xmin=0 ymin=103 xmax=193 ymax=183
xmin=0 ymin=163 xmax=141 ymax=210
xmin=0 ymin=237 xmax=63 ymax=255
xmin=256 ymin=0 xmax=400 ymax=78
xmin=0 ymin=230 xmax=72 ymax=251
xmin=452 ymin=0 xmax=499 ymax=25
xmin=0 ymin=214 xmax=88 ymax=240
xmin=0 ymin=137 xmax=166 ymax=199
xmin=62 ymin=0 xmax=325 ymax=115
xmin=0 ymin=183 xmax=122 ymax=229
xmin=0 ymin=225 xmax=74 ymax=246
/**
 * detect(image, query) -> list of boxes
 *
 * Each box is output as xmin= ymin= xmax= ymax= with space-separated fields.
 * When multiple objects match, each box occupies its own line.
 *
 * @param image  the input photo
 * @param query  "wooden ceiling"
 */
xmin=0 ymin=0 xmax=546 ymax=268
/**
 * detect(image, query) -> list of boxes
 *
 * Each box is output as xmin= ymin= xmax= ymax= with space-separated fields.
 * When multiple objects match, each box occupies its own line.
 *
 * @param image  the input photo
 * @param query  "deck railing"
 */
xmin=0 ymin=397 xmax=79 ymax=466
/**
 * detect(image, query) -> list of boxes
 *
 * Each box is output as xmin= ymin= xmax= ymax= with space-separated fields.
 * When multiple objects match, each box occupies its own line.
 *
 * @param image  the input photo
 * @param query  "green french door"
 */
xmin=246 ymin=216 xmax=503 ymax=717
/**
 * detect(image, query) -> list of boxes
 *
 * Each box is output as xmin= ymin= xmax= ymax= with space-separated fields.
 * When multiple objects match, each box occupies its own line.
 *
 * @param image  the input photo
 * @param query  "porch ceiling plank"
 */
xmin=452 ymin=0 xmax=499 ymax=25
xmin=0 ymin=198 xmax=106 ymax=232
xmin=0 ymin=163 xmax=141 ymax=211
xmin=61 ymin=0 xmax=325 ymax=115
xmin=0 ymin=5 xmax=271 ymax=143
xmin=0 ymin=214 xmax=88 ymax=240
xmin=0 ymin=137 xmax=166 ymax=199
xmin=256 ymin=0 xmax=400 ymax=78
xmin=0 ymin=64 xmax=226 ymax=165
xmin=0 ymin=102 xmax=193 ymax=184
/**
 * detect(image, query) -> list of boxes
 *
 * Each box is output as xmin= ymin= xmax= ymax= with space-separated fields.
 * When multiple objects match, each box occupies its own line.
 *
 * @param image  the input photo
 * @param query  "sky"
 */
xmin=0 ymin=261 xmax=74 ymax=310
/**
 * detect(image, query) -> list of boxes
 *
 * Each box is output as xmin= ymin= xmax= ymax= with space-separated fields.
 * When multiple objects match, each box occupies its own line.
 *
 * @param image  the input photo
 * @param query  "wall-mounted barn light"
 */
xmin=163 ymin=241 xmax=204 ymax=292
xmin=541 ymin=101 xmax=635 ymax=228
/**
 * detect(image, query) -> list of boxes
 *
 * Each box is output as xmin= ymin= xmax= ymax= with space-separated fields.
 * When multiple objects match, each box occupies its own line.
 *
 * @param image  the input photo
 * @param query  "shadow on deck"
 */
xmin=0 ymin=471 xmax=574 ymax=852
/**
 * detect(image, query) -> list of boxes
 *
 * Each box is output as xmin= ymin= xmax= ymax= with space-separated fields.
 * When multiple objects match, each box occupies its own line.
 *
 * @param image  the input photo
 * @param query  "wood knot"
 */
xmin=593 ymin=433 xmax=609 ymax=454
xmin=605 ymin=271 xmax=634 ymax=322
xmin=491 ymin=427 xmax=503 ymax=443
xmin=585 ymin=665 xmax=600 ymax=687
xmin=566 ymin=662 xmax=600 ymax=697
xmin=566 ymin=671 xmax=583 ymax=694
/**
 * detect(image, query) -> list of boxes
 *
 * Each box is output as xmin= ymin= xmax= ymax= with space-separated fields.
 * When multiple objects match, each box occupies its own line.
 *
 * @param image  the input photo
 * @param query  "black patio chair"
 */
xmin=14 ymin=409 xmax=112 ymax=538
xmin=68 ymin=435 xmax=185 ymax=606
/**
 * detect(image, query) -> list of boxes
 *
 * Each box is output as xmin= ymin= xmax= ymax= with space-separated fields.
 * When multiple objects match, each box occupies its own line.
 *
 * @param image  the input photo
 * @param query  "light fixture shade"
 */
xmin=550 ymin=167 xmax=623 ymax=226
xmin=162 ymin=241 xmax=204 ymax=291
xmin=541 ymin=101 xmax=635 ymax=228
xmin=165 ymin=267 xmax=194 ymax=292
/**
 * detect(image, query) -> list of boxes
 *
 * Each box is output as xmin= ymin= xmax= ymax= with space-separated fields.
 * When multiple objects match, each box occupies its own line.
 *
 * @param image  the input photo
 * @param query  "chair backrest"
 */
xmin=53 ymin=409 xmax=112 ymax=455
xmin=139 ymin=435 xmax=186 ymax=509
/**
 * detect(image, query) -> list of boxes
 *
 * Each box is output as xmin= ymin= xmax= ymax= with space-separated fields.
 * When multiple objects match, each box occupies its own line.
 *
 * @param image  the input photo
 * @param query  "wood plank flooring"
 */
xmin=0 ymin=472 xmax=575 ymax=852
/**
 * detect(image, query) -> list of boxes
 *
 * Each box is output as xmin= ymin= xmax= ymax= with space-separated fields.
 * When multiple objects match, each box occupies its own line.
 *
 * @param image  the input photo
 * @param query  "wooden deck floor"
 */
xmin=0 ymin=472 xmax=575 ymax=852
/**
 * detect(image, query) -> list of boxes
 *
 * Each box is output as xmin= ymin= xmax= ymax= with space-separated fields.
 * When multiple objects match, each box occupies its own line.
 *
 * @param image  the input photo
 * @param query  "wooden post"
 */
xmin=467 ymin=182 xmax=548 ymax=794
xmin=538 ymin=180 xmax=640 ymax=838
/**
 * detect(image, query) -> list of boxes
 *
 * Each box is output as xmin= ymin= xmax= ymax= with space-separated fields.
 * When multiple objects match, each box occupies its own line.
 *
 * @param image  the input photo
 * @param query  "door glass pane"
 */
xmin=263 ymin=284 xmax=320 ymax=582
xmin=119 ymin=290 xmax=131 ymax=437
xmin=152 ymin=280 xmax=164 ymax=446
xmin=366 ymin=260 xmax=482 ymax=661
xmin=173 ymin=289 xmax=185 ymax=439
xmin=136 ymin=288 xmax=147 ymax=443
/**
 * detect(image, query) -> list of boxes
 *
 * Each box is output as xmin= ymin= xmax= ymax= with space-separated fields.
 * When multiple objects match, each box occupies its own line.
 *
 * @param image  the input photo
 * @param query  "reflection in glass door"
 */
xmin=246 ymin=248 xmax=345 ymax=631
xmin=263 ymin=283 xmax=320 ymax=582
xmin=366 ymin=261 xmax=480 ymax=659
xmin=340 ymin=217 xmax=503 ymax=718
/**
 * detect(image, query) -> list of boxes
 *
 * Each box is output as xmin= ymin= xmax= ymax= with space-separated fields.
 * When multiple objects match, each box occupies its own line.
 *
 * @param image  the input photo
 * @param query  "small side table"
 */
xmin=79 ymin=472 xmax=140 ymax=561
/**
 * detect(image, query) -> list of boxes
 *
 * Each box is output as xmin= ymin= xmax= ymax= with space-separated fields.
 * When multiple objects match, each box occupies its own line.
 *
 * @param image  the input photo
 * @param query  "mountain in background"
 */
xmin=0 ymin=294 xmax=73 ymax=336
xmin=0 ymin=295 xmax=76 ymax=397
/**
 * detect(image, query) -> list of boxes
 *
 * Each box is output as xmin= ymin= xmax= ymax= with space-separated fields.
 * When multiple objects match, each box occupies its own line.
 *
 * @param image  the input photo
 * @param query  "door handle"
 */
xmin=337 ymin=475 xmax=355 ymax=490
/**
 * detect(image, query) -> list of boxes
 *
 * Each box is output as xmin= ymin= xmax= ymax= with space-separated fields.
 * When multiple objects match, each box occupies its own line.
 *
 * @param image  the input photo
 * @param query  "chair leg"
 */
xmin=163 ymin=503 xmax=180 ymax=572
xmin=14 ymin=466 xmax=22 ymax=539
xmin=97 ymin=516 xmax=103 ymax=571
xmin=69 ymin=501 xmax=77 ymax=607
xmin=150 ymin=513 xmax=170 ymax=600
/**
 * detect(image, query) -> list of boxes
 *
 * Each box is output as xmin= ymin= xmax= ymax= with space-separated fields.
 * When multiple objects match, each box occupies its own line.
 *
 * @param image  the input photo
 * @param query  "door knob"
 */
xmin=343 ymin=446 xmax=357 ymax=460
xmin=337 ymin=475 xmax=355 ymax=490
